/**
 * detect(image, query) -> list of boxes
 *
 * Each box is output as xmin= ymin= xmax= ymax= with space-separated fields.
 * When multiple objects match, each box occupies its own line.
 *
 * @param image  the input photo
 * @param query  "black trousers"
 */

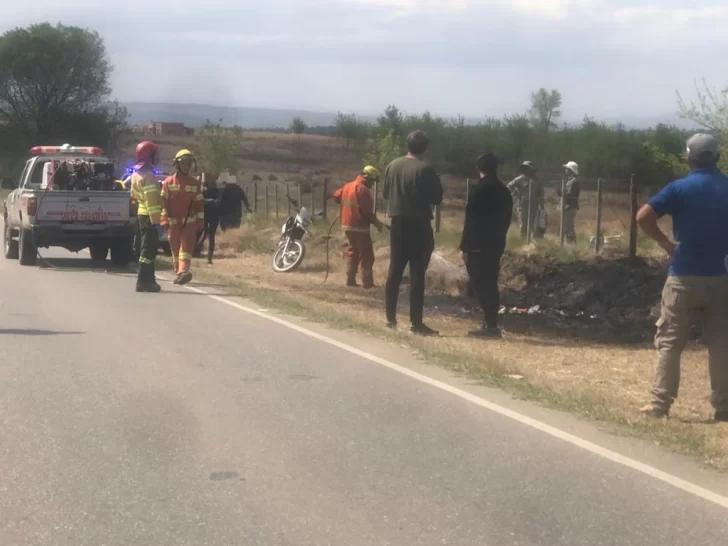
xmin=465 ymin=251 xmax=502 ymax=329
xmin=385 ymin=216 xmax=434 ymax=327
xmin=196 ymin=216 xmax=220 ymax=258
xmin=137 ymin=215 xmax=158 ymax=283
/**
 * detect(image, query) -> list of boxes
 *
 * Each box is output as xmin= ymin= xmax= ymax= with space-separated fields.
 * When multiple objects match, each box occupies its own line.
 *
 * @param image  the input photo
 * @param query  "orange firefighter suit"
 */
xmin=333 ymin=175 xmax=377 ymax=287
xmin=160 ymin=173 xmax=205 ymax=276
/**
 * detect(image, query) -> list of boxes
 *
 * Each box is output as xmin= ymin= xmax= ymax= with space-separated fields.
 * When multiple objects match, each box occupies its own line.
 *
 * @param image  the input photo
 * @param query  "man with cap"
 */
xmin=556 ymin=161 xmax=580 ymax=243
xmin=507 ymin=161 xmax=543 ymax=240
xmin=637 ymin=133 xmax=728 ymax=422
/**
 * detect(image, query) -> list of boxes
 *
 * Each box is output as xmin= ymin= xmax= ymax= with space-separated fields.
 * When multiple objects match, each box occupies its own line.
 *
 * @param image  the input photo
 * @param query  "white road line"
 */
xmin=164 ymin=275 xmax=728 ymax=510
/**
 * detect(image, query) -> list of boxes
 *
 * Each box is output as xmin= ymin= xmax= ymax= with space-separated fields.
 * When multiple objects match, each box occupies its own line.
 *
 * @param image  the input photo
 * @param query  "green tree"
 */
xmin=335 ymin=112 xmax=368 ymax=151
xmin=0 ymin=23 xmax=124 ymax=160
xmin=196 ymin=119 xmax=244 ymax=176
xmin=377 ymin=105 xmax=404 ymax=139
xmin=290 ymin=116 xmax=307 ymax=139
xmin=363 ymin=130 xmax=402 ymax=173
xmin=529 ymin=88 xmax=562 ymax=132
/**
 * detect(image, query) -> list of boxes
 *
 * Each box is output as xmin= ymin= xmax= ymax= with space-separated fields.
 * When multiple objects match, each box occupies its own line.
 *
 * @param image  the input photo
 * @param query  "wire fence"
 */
xmin=229 ymin=173 xmax=657 ymax=258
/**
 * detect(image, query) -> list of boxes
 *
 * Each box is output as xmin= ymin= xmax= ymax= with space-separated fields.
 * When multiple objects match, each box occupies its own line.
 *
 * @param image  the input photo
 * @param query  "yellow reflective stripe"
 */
xmin=168 ymin=184 xmax=180 ymax=192
xmin=178 ymin=252 xmax=192 ymax=260
xmin=146 ymin=205 xmax=162 ymax=213
xmin=139 ymin=257 xmax=153 ymax=264
xmin=343 ymin=226 xmax=370 ymax=233
xmin=168 ymin=218 xmax=178 ymax=225
xmin=196 ymin=213 xmax=205 ymax=219
xmin=142 ymin=184 xmax=158 ymax=192
xmin=195 ymin=193 xmax=204 ymax=201
xmin=184 ymin=185 xmax=197 ymax=192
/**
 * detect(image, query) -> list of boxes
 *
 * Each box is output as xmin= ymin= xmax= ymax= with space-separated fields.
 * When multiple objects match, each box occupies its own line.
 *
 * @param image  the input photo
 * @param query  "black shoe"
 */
xmin=386 ymin=321 xmax=397 ymax=330
xmin=207 ymin=257 xmax=213 ymax=265
xmin=715 ymin=411 xmax=728 ymax=422
xmin=410 ymin=324 xmax=439 ymax=337
xmin=640 ymin=404 xmax=669 ymax=419
xmin=468 ymin=327 xmax=502 ymax=339
xmin=136 ymin=282 xmax=162 ymax=293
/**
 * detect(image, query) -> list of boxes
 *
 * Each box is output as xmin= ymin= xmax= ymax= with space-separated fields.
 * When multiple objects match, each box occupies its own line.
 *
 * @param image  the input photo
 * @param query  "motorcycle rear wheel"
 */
xmin=272 ymin=240 xmax=305 ymax=272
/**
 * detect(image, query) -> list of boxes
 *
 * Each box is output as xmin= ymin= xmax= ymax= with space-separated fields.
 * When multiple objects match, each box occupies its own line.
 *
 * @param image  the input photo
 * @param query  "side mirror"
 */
xmin=1 ymin=178 xmax=16 ymax=190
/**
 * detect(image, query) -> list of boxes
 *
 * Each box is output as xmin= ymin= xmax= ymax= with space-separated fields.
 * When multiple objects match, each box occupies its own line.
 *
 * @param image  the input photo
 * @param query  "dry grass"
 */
xmin=177 ymin=215 xmax=728 ymax=470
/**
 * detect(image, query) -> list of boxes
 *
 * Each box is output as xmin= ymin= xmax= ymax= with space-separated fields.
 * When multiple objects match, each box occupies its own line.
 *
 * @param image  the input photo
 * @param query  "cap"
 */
xmin=521 ymin=161 xmax=536 ymax=170
xmin=686 ymin=133 xmax=720 ymax=160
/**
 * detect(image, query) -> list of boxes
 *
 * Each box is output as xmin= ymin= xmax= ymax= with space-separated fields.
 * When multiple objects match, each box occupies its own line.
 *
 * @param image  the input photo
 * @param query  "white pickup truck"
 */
xmin=2 ymin=144 xmax=135 ymax=266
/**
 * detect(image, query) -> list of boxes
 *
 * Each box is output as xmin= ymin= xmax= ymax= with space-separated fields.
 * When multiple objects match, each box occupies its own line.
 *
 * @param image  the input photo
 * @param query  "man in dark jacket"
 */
xmin=460 ymin=152 xmax=513 ymax=338
xmin=382 ymin=130 xmax=444 ymax=336
xmin=219 ymin=182 xmax=251 ymax=231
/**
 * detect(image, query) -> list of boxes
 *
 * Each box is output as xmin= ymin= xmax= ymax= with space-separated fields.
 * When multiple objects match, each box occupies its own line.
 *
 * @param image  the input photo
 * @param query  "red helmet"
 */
xmin=135 ymin=141 xmax=159 ymax=169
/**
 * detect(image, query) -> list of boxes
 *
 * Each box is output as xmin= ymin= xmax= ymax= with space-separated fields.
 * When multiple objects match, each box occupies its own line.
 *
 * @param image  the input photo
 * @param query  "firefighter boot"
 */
xmin=136 ymin=263 xmax=161 ymax=293
xmin=176 ymin=270 xmax=193 ymax=286
xmin=361 ymin=268 xmax=375 ymax=289
xmin=346 ymin=270 xmax=358 ymax=287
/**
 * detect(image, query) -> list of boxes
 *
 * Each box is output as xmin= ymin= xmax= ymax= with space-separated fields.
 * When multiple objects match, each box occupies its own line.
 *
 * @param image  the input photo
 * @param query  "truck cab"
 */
xmin=2 ymin=144 xmax=135 ymax=266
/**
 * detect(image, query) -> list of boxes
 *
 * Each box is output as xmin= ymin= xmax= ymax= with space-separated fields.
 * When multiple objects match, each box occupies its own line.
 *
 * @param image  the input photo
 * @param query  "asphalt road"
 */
xmin=1 ymin=250 xmax=728 ymax=546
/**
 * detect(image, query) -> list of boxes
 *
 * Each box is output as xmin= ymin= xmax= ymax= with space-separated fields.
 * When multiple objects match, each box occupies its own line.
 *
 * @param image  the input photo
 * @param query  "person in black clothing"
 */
xmin=196 ymin=180 xmax=223 ymax=264
xmin=383 ymin=130 xmax=444 ymax=336
xmin=460 ymin=152 xmax=513 ymax=338
xmin=219 ymin=182 xmax=251 ymax=231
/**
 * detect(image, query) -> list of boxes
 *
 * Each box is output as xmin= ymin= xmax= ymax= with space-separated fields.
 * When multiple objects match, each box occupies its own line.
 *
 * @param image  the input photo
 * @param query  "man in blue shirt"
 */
xmin=637 ymin=133 xmax=728 ymax=421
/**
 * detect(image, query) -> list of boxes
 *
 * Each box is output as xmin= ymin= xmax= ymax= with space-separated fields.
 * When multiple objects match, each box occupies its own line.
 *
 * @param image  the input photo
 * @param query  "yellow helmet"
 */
xmin=174 ymin=149 xmax=194 ymax=162
xmin=362 ymin=165 xmax=380 ymax=180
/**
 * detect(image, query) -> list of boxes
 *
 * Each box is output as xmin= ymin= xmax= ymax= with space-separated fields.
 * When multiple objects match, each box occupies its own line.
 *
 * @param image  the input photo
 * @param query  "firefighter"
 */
xmin=160 ymin=149 xmax=204 ymax=285
xmin=333 ymin=165 xmax=384 ymax=288
xmin=130 ymin=141 xmax=163 ymax=292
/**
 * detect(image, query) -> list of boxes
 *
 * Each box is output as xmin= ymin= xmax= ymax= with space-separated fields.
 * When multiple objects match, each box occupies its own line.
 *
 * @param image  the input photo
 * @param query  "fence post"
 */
xmin=373 ymin=180 xmax=378 ymax=214
xmin=526 ymin=180 xmax=534 ymax=244
xmin=629 ymin=173 xmax=638 ymax=260
xmin=595 ymin=177 xmax=603 ymax=254
xmin=265 ymin=184 xmax=269 ymax=216
xmin=298 ymin=184 xmax=302 ymax=208
xmin=274 ymin=184 xmax=279 ymax=219
xmin=253 ymin=183 xmax=258 ymax=213
xmin=286 ymin=183 xmax=291 ymax=215
xmin=322 ymin=178 xmax=328 ymax=220
xmin=310 ymin=183 xmax=315 ymax=216
xmin=559 ymin=179 xmax=566 ymax=246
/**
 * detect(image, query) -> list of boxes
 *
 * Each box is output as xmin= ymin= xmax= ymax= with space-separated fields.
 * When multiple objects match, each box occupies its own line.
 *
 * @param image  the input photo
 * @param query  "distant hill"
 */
xmin=123 ymin=102 xmax=377 ymax=129
xmin=123 ymin=102 xmax=695 ymax=131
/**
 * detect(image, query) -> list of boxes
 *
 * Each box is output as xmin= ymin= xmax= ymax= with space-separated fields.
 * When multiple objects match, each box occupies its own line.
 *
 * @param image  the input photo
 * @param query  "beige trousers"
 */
xmin=651 ymin=276 xmax=728 ymax=412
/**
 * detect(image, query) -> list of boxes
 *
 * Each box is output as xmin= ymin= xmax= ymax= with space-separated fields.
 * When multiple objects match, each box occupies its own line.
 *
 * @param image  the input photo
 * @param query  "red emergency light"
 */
xmin=30 ymin=144 xmax=104 ymax=156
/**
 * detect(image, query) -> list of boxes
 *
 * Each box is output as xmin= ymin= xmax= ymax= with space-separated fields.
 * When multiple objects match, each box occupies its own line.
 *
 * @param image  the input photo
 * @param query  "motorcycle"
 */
xmin=272 ymin=196 xmax=313 ymax=273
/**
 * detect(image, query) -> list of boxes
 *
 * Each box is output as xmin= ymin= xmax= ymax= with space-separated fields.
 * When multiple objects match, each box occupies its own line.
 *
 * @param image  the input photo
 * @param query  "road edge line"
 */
xmin=169 ymin=277 xmax=728 ymax=511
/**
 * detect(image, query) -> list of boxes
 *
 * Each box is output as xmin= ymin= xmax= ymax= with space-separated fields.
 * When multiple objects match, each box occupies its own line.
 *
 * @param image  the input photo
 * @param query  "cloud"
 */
xmin=1 ymin=0 xmax=727 ymax=120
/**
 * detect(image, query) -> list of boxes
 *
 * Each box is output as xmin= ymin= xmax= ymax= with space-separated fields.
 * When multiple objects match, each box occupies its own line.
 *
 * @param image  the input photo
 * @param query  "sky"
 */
xmin=2 ymin=0 xmax=728 ymax=123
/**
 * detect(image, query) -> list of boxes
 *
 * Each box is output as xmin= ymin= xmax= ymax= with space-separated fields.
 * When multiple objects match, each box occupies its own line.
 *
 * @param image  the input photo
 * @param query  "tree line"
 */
xmin=1 ymin=21 xmax=726 ymax=189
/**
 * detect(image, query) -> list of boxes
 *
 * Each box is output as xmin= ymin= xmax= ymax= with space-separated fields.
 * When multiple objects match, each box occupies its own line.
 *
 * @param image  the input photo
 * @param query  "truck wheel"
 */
xmin=89 ymin=243 xmax=109 ymax=261
xmin=110 ymin=237 xmax=133 ymax=267
xmin=4 ymin=223 xmax=18 ymax=260
xmin=18 ymin=228 xmax=37 ymax=266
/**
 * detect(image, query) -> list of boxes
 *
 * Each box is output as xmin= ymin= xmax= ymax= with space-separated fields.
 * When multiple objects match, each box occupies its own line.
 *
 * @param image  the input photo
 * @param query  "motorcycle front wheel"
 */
xmin=272 ymin=240 xmax=306 ymax=272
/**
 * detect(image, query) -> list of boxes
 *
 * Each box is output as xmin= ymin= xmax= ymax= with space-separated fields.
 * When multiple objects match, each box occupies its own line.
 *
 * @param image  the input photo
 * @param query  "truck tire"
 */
xmin=4 ymin=223 xmax=18 ymax=260
xmin=110 ymin=237 xmax=133 ymax=267
xmin=18 ymin=228 xmax=37 ymax=266
xmin=89 ymin=243 xmax=109 ymax=261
